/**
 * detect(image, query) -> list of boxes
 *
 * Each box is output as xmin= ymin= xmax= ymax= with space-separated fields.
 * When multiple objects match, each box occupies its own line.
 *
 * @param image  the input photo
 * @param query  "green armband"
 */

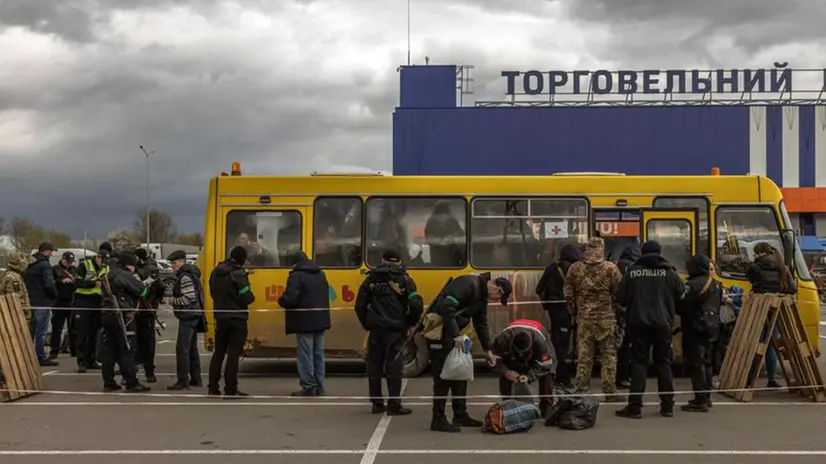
xmin=446 ymin=295 xmax=459 ymax=305
xmin=238 ymin=285 xmax=250 ymax=295
xmin=139 ymin=287 xmax=148 ymax=298
xmin=407 ymin=291 xmax=419 ymax=300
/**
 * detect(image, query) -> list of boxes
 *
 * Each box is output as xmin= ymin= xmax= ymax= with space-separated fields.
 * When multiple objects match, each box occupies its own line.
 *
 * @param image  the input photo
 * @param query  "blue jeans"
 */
xmin=296 ymin=332 xmax=326 ymax=393
xmin=30 ymin=309 xmax=51 ymax=362
xmin=765 ymin=346 xmax=778 ymax=382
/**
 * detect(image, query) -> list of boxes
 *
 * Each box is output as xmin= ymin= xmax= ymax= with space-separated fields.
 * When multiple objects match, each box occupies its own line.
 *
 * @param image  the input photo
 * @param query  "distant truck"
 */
xmin=139 ymin=243 xmax=200 ymax=260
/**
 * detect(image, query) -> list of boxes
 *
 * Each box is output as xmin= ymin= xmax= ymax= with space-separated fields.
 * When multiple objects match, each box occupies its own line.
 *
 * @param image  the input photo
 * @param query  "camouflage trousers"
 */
xmin=575 ymin=319 xmax=619 ymax=394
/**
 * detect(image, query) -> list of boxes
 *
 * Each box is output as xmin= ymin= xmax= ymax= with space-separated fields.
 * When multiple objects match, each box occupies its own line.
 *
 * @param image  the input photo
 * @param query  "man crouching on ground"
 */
xmin=489 ymin=318 xmax=556 ymax=418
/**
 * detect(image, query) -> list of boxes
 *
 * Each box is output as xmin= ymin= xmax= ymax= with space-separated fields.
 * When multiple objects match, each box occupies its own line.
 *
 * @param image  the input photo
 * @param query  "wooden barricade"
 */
xmin=0 ymin=293 xmax=44 ymax=402
xmin=718 ymin=293 xmax=826 ymax=402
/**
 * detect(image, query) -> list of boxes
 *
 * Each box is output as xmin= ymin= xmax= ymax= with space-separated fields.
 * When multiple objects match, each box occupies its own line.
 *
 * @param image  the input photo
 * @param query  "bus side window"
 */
xmin=470 ymin=197 xmax=589 ymax=269
xmin=365 ymin=197 xmax=467 ymax=269
xmin=715 ymin=206 xmax=784 ymax=278
xmin=225 ymin=210 xmax=302 ymax=268
xmin=313 ymin=197 xmax=363 ymax=268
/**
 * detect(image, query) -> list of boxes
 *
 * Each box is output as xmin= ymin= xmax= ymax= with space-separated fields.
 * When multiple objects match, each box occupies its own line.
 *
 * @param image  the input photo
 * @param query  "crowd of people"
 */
xmin=0 ymin=234 xmax=797 ymax=431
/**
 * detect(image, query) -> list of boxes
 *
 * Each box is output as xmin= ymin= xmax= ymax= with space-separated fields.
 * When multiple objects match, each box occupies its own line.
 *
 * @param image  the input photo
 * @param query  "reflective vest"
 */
xmin=75 ymin=259 xmax=109 ymax=296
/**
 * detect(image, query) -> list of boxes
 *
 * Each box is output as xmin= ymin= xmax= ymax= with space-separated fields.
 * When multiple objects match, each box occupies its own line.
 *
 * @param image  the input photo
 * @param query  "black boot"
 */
xmin=372 ymin=403 xmax=386 ymax=414
xmin=680 ymin=399 xmax=709 ymax=413
xmin=453 ymin=415 xmax=483 ymax=427
xmin=386 ymin=401 xmax=412 ymax=416
xmin=430 ymin=417 xmax=461 ymax=433
xmin=615 ymin=406 xmax=642 ymax=419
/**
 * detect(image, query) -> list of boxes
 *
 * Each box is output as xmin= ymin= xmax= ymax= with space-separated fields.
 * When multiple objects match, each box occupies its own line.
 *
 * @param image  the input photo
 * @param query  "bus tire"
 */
xmin=402 ymin=334 xmax=430 ymax=378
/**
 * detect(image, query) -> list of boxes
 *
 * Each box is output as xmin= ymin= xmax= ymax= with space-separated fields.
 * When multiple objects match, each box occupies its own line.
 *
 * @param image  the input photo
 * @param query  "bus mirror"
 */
xmin=780 ymin=229 xmax=795 ymax=268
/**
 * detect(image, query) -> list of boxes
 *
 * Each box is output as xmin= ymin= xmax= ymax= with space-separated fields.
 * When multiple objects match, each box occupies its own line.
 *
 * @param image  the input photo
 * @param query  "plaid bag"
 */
xmin=482 ymin=400 xmax=541 ymax=434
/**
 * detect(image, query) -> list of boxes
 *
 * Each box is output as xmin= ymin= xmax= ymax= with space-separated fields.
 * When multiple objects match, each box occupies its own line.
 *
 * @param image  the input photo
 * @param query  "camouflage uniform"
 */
xmin=563 ymin=237 xmax=622 ymax=396
xmin=0 ymin=252 xmax=33 ymax=323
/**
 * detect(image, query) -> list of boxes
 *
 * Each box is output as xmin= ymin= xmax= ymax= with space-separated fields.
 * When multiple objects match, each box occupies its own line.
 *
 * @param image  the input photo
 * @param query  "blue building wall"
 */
xmin=393 ymin=106 xmax=751 ymax=176
xmin=392 ymin=65 xmax=825 ymax=189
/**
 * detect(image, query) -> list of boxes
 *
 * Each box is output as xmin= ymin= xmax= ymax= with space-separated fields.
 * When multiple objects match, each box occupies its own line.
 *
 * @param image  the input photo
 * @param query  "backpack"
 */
xmin=481 ymin=400 xmax=541 ymax=434
xmin=691 ymin=277 xmax=722 ymax=337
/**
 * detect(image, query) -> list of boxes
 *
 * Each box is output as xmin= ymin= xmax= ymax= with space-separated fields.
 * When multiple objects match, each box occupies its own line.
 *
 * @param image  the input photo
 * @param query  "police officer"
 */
xmin=615 ymin=240 xmax=686 ymax=419
xmin=354 ymin=250 xmax=423 ymax=416
xmin=489 ymin=318 xmax=556 ymax=418
xmin=134 ymin=248 xmax=166 ymax=383
xmin=73 ymin=250 xmax=109 ymax=373
xmin=423 ymin=272 xmax=511 ymax=433
xmin=100 ymin=251 xmax=151 ymax=392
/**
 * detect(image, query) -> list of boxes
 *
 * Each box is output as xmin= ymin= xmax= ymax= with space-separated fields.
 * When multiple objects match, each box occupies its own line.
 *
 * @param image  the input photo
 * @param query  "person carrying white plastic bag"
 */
xmin=441 ymin=335 xmax=474 ymax=381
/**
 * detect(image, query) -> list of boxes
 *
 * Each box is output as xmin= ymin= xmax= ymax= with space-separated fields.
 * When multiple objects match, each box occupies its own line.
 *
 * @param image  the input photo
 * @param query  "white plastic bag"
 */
xmin=440 ymin=342 xmax=475 ymax=381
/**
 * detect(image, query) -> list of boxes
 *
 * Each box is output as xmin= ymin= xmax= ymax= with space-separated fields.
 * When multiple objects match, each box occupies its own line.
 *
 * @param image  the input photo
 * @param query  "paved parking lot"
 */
xmin=2 ymin=308 xmax=826 ymax=464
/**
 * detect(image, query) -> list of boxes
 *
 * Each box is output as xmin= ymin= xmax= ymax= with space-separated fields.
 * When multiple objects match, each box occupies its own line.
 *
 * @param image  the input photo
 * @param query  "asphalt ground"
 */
xmin=2 ymin=307 xmax=826 ymax=464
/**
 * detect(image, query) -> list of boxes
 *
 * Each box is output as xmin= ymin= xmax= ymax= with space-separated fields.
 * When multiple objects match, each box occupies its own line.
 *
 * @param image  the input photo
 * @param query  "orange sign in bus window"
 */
xmin=595 ymin=221 xmax=639 ymax=237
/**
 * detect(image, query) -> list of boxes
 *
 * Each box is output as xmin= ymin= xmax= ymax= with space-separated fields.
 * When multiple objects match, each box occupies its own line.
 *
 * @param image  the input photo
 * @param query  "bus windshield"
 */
xmin=779 ymin=201 xmax=813 ymax=281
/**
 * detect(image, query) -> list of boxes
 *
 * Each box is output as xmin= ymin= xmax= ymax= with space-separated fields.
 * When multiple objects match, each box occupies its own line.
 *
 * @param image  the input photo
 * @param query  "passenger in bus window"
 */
xmin=425 ymin=202 xmax=466 ymax=267
xmin=233 ymin=231 xmax=272 ymax=267
xmin=368 ymin=204 xmax=408 ymax=267
xmin=277 ymin=215 xmax=302 ymax=268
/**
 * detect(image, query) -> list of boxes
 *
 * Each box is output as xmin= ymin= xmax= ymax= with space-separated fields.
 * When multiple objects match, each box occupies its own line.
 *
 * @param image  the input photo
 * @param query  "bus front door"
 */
xmin=638 ymin=208 xmax=698 ymax=274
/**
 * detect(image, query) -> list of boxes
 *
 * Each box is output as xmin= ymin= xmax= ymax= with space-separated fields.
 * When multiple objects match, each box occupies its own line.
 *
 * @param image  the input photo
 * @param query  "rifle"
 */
xmin=99 ymin=272 xmax=131 ymax=352
xmin=392 ymin=276 xmax=455 ymax=362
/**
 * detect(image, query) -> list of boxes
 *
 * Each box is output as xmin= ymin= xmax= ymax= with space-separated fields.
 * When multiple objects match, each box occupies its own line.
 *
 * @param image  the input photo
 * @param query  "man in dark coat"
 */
xmin=51 ymin=251 xmax=77 ymax=359
xmin=615 ymin=240 xmax=686 ymax=419
xmin=134 ymin=247 xmax=166 ymax=383
xmin=208 ymin=246 xmax=255 ymax=398
xmin=25 ymin=242 xmax=59 ymax=366
xmin=615 ymin=245 xmax=641 ymax=389
xmin=101 ymin=252 xmax=151 ymax=393
xmin=424 ymin=272 xmax=511 ymax=433
xmin=535 ymin=243 xmax=581 ymax=387
xmin=354 ymin=249 xmax=423 ymax=415
xmin=278 ymin=251 xmax=331 ymax=397
xmin=678 ymin=254 xmax=723 ymax=412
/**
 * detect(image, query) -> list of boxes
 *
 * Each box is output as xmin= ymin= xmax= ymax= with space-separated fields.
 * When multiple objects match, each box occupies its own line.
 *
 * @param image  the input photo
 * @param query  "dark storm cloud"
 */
xmin=566 ymin=0 xmax=825 ymax=54
xmin=0 ymin=0 xmax=269 ymax=43
xmin=0 ymin=16 xmax=399 ymax=237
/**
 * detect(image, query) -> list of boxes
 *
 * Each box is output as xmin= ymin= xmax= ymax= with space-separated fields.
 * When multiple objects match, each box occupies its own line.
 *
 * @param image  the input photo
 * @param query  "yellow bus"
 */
xmin=198 ymin=164 xmax=820 ymax=377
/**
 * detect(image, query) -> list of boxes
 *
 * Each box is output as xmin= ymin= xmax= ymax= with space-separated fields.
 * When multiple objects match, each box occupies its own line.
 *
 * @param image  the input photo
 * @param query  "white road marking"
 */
xmin=2 ymin=449 xmax=826 ymax=456
xmin=7 ymin=400 xmax=825 ymax=407
xmin=42 ymin=371 xmax=59 ymax=376
xmin=360 ymin=379 xmax=408 ymax=464
xmin=157 ymin=340 xmax=172 ymax=345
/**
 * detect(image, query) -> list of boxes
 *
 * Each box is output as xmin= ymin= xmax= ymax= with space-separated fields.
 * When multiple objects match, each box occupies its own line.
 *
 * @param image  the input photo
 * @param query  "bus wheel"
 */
xmin=402 ymin=334 xmax=429 ymax=378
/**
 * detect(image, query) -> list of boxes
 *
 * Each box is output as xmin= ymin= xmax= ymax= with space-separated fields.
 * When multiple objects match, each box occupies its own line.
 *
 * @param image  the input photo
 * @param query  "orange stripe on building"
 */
xmin=781 ymin=187 xmax=826 ymax=213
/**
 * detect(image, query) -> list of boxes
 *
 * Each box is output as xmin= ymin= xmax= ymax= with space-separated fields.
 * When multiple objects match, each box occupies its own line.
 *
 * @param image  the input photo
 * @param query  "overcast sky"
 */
xmin=1 ymin=0 xmax=823 ymax=238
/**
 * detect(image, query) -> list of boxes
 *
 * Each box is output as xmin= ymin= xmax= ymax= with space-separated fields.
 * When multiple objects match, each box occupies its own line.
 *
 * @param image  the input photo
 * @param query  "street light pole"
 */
xmin=139 ymin=145 xmax=156 ymax=248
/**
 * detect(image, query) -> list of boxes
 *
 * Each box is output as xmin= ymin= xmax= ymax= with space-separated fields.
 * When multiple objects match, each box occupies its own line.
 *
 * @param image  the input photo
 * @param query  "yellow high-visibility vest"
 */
xmin=75 ymin=259 xmax=109 ymax=296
